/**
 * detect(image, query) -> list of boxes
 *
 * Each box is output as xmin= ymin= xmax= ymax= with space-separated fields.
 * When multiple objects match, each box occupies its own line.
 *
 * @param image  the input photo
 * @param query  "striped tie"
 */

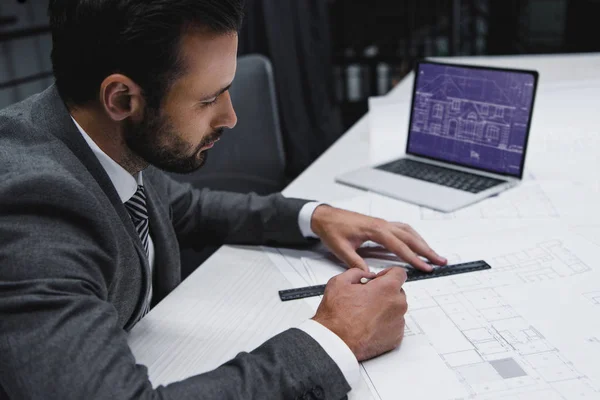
xmin=125 ymin=185 xmax=149 ymax=256
xmin=124 ymin=185 xmax=152 ymax=318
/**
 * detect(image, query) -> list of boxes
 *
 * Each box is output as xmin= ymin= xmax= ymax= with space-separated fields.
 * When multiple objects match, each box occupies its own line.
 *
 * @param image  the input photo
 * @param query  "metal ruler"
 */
xmin=278 ymin=260 xmax=491 ymax=302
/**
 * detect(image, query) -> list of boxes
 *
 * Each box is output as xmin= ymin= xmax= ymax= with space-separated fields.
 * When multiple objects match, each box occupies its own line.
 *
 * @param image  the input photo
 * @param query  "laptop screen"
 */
xmin=407 ymin=61 xmax=538 ymax=178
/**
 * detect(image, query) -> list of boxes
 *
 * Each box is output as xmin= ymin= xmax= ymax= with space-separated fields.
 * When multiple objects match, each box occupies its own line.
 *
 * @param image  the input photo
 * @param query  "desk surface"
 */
xmin=284 ymin=53 xmax=600 ymax=202
xmin=128 ymin=54 xmax=600 ymax=399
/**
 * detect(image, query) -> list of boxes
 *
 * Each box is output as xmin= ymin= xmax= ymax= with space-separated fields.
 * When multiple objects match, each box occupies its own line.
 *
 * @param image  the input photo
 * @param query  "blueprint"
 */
xmin=420 ymin=182 xmax=559 ymax=221
xmin=526 ymin=125 xmax=600 ymax=184
xmin=571 ymin=224 xmax=600 ymax=248
xmin=328 ymin=180 xmax=600 ymax=227
xmin=419 ymin=181 xmax=600 ymax=222
xmin=274 ymin=83 xmax=600 ymax=397
xmin=409 ymin=63 xmax=535 ymax=176
xmin=265 ymin=225 xmax=600 ymax=400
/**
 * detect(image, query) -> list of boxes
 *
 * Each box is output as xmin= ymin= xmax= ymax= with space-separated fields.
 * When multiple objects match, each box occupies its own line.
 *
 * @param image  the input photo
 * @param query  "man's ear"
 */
xmin=99 ymin=74 xmax=144 ymax=122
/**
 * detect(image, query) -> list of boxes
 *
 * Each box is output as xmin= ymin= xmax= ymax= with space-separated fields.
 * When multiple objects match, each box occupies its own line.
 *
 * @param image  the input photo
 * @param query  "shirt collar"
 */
xmin=71 ymin=116 xmax=142 ymax=203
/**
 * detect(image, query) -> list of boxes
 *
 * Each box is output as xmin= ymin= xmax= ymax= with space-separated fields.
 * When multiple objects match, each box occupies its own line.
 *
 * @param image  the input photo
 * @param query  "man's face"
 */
xmin=125 ymin=30 xmax=238 ymax=174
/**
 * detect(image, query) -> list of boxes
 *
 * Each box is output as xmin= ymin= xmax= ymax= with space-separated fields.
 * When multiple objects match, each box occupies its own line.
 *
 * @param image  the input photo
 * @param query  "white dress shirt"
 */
xmin=72 ymin=117 xmax=359 ymax=388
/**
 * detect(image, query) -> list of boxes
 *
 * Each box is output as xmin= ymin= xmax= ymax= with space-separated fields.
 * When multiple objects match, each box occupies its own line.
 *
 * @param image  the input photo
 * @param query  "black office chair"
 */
xmin=169 ymin=54 xmax=287 ymax=278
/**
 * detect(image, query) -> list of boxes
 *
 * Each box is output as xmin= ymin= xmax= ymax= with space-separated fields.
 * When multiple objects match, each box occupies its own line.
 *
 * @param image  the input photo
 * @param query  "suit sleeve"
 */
xmin=0 ymin=172 xmax=349 ymax=399
xmin=145 ymin=168 xmax=317 ymax=248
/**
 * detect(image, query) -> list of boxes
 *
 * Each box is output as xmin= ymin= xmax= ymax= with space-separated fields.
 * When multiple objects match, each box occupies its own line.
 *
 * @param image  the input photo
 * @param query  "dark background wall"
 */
xmin=329 ymin=0 xmax=600 ymax=131
xmin=0 ymin=0 xmax=52 ymax=110
xmin=2 ymin=0 xmax=599 ymax=177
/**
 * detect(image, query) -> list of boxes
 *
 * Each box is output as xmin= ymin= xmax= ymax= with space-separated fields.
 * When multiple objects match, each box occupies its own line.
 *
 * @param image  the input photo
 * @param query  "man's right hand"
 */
xmin=312 ymin=267 xmax=408 ymax=361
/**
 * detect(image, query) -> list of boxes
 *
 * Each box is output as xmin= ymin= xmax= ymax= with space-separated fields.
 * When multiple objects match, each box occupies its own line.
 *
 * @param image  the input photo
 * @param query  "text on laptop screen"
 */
xmin=407 ymin=63 xmax=536 ymax=176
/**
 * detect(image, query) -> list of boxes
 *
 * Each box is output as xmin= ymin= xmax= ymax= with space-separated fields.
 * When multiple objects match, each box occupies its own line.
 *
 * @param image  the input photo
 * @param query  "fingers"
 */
xmin=375 ymin=268 xmax=393 ymax=277
xmin=391 ymin=222 xmax=425 ymax=241
xmin=374 ymin=231 xmax=434 ymax=272
xmin=392 ymin=223 xmax=447 ymax=266
xmin=332 ymin=240 xmax=370 ymax=272
xmin=335 ymin=267 xmax=377 ymax=284
xmin=375 ymin=267 xmax=407 ymax=285
xmin=393 ymin=228 xmax=446 ymax=268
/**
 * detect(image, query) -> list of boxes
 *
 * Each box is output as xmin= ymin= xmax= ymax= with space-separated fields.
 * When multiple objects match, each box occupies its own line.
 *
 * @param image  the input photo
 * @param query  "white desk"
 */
xmin=128 ymin=54 xmax=600 ymax=399
xmin=284 ymin=53 xmax=600 ymax=203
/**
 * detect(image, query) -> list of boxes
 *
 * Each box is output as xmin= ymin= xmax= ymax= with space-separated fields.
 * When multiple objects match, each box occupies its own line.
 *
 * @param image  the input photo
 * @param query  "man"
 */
xmin=0 ymin=1 xmax=446 ymax=398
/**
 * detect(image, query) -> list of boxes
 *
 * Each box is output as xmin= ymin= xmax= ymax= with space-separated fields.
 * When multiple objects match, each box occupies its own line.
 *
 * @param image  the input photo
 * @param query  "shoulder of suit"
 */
xmin=0 ymin=95 xmax=86 ymax=185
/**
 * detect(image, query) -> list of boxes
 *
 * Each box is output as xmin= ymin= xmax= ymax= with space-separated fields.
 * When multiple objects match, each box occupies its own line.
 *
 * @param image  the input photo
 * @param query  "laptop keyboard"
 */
xmin=376 ymin=159 xmax=506 ymax=194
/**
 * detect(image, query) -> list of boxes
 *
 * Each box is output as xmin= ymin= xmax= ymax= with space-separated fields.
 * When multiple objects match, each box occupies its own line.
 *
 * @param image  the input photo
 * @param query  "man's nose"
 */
xmin=216 ymin=91 xmax=237 ymax=130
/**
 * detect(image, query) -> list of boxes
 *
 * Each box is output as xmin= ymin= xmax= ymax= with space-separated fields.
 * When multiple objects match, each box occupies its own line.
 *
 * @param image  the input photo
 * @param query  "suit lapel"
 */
xmin=36 ymin=85 xmax=152 ymax=319
xmin=143 ymin=180 xmax=181 ymax=305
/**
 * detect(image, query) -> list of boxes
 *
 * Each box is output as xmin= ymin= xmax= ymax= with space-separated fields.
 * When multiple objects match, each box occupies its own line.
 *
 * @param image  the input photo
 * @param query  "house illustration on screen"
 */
xmin=412 ymin=73 xmax=525 ymax=154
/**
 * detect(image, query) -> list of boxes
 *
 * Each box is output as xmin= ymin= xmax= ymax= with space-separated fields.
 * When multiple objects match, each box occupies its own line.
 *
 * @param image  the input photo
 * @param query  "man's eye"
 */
xmin=201 ymin=98 xmax=219 ymax=108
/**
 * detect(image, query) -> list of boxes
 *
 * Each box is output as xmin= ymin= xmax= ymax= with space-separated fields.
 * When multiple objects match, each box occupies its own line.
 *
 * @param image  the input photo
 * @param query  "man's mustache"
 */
xmin=202 ymin=128 xmax=225 ymax=146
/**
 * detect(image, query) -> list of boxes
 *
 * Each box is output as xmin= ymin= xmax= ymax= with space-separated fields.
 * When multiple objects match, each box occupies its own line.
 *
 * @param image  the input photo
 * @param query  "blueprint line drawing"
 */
xmin=266 ymin=227 xmax=600 ymax=400
xmin=402 ymin=315 xmax=423 ymax=338
xmin=572 ymin=225 xmax=600 ymax=248
xmin=489 ymin=240 xmax=591 ymax=283
xmin=413 ymin=78 xmax=518 ymax=152
xmin=404 ymin=286 xmax=599 ymax=399
xmin=407 ymin=240 xmax=590 ymax=295
xmin=420 ymin=183 xmax=559 ymax=221
xmin=408 ymin=63 xmax=535 ymax=175
xmin=583 ymin=291 xmax=600 ymax=306
xmin=364 ymin=235 xmax=598 ymax=399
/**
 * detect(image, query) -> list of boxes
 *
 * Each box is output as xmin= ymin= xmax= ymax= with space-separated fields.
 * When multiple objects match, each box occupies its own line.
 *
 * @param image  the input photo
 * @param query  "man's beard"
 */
xmin=124 ymin=106 xmax=224 ymax=174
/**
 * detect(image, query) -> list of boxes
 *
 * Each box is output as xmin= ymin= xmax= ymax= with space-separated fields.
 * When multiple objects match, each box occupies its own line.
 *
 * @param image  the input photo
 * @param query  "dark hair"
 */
xmin=49 ymin=0 xmax=244 ymax=107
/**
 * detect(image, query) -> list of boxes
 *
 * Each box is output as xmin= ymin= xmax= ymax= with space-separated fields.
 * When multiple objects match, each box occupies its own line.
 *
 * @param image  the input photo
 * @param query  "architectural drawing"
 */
xmin=408 ymin=63 xmax=535 ymax=175
xmin=491 ymin=240 xmax=590 ymax=283
xmin=572 ymin=225 xmax=600 ymax=248
xmin=266 ymin=229 xmax=600 ymax=400
xmin=420 ymin=183 xmax=559 ymax=221
xmin=404 ymin=286 xmax=599 ymax=399
xmin=362 ymin=235 xmax=597 ymax=400
xmin=406 ymin=240 xmax=590 ymax=297
xmin=402 ymin=315 xmax=422 ymax=337
xmin=583 ymin=291 xmax=600 ymax=306
xmin=412 ymin=77 xmax=518 ymax=151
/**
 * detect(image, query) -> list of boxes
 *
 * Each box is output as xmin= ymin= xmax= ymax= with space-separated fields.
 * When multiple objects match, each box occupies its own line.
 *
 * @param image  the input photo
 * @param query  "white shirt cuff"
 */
xmin=297 ymin=319 xmax=361 ymax=388
xmin=298 ymin=202 xmax=325 ymax=238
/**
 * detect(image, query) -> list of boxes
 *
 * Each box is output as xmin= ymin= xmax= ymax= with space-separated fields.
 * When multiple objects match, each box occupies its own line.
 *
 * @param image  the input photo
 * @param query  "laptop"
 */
xmin=336 ymin=60 xmax=539 ymax=212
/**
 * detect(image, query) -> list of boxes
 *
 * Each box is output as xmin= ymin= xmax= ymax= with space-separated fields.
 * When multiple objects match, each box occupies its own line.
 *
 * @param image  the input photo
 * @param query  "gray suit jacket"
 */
xmin=0 ymin=86 xmax=351 ymax=399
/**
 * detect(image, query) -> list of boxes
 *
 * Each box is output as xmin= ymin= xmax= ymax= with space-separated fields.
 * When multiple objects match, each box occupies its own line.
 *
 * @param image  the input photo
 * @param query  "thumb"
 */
xmin=376 ymin=266 xmax=408 ymax=286
xmin=333 ymin=241 xmax=370 ymax=272
xmin=337 ymin=268 xmax=377 ymax=284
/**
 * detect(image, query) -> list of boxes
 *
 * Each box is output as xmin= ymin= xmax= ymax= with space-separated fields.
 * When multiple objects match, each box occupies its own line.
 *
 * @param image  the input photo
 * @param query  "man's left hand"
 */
xmin=311 ymin=205 xmax=447 ymax=272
